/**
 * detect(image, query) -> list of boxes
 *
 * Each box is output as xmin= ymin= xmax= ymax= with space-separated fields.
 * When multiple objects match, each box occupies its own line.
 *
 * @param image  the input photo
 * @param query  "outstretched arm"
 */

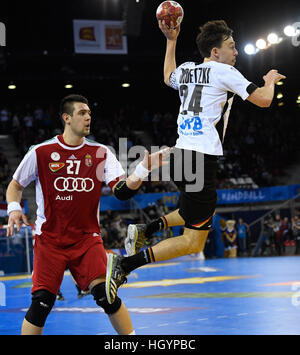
xmin=112 ymin=147 xmax=170 ymax=199
xmin=247 ymin=69 xmax=286 ymax=107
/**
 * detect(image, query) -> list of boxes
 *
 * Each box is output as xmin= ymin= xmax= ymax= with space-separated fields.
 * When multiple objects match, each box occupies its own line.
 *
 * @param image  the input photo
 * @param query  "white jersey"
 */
xmin=169 ymin=61 xmax=257 ymax=155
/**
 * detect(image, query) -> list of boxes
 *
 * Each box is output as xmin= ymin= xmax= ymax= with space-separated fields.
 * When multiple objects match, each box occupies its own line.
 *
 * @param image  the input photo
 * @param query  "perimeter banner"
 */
xmin=99 ymin=184 xmax=300 ymax=211
xmin=73 ymin=19 xmax=127 ymax=54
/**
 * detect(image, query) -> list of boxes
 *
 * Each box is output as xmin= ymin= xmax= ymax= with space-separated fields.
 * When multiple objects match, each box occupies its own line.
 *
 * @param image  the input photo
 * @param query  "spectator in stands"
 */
xmin=292 ymin=215 xmax=300 ymax=255
xmin=23 ymin=112 xmax=34 ymax=131
xmin=273 ymin=213 xmax=283 ymax=255
xmin=0 ymin=152 xmax=9 ymax=174
xmin=294 ymin=208 xmax=300 ymax=218
xmin=236 ymin=218 xmax=248 ymax=256
xmin=116 ymin=221 xmax=127 ymax=241
xmin=106 ymin=221 xmax=122 ymax=248
xmin=281 ymin=216 xmax=291 ymax=250
xmin=33 ymin=106 xmax=44 ymax=129
xmin=0 ymin=107 xmax=9 ymax=133
xmin=0 ymin=152 xmax=9 ymax=203
xmin=203 ymin=227 xmax=215 ymax=258
xmin=265 ymin=216 xmax=277 ymax=255
xmin=2 ymin=100 xmax=300 ymax=191
xmin=260 ymin=220 xmax=271 ymax=256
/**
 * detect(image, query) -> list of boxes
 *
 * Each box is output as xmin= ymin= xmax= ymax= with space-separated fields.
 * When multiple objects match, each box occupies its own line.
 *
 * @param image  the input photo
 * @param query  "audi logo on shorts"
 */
xmin=54 ymin=177 xmax=94 ymax=192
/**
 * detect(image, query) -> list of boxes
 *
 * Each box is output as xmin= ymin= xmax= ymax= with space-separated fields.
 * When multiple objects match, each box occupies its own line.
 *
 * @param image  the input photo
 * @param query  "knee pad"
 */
xmin=91 ymin=282 xmax=121 ymax=315
xmin=25 ymin=289 xmax=56 ymax=327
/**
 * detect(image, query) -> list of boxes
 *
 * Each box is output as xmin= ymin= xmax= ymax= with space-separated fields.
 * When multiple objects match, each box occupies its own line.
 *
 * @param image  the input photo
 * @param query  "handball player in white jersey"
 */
xmin=6 ymin=94 xmax=169 ymax=334
xmin=105 ymin=20 xmax=285 ymax=304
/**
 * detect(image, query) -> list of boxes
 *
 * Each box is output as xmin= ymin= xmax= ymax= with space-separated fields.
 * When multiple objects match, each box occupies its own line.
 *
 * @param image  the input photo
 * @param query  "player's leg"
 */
xmin=147 ymin=208 xmax=185 ymax=231
xmin=125 ymin=149 xmax=216 ymax=256
xmin=21 ymin=319 xmax=44 ymax=335
xmin=89 ymin=278 xmax=134 ymax=335
xmin=21 ymin=289 xmax=57 ymax=335
xmin=121 ymin=214 xmax=212 ymax=273
xmin=69 ymin=239 xmax=135 ymax=335
xmin=107 ymin=151 xmax=218 ymax=304
xmin=151 ymin=227 xmax=209 ymax=261
xmin=106 ymin=224 xmax=210 ymax=304
xmin=22 ymin=236 xmax=66 ymax=335
xmin=106 ymin=208 xmax=213 ymax=304
xmin=125 ymin=208 xmax=185 ymax=256
xmin=122 ymin=187 xmax=215 ymax=272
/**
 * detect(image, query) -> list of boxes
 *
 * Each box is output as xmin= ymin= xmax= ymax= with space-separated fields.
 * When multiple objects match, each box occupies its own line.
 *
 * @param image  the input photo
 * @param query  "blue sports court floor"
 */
xmin=1 ymin=255 xmax=300 ymax=335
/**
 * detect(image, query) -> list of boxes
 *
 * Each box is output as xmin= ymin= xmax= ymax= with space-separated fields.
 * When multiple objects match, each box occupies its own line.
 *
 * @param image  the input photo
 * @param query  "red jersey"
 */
xmin=13 ymin=135 xmax=124 ymax=246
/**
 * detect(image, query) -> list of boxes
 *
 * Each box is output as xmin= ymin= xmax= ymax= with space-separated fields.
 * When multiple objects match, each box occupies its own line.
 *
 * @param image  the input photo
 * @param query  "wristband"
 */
xmin=7 ymin=201 xmax=22 ymax=215
xmin=134 ymin=162 xmax=150 ymax=179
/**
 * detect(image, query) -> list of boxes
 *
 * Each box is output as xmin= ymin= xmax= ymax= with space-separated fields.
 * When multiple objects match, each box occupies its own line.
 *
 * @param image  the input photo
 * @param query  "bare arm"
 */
xmin=158 ymin=20 xmax=181 ymax=86
xmin=6 ymin=179 xmax=29 ymax=237
xmin=112 ymin=148 xmax=170 ymax=193
xmin=6 ymin=179 xmax=24 ymax=204
xmin=247 ymin=70 xmax=286 ymax=107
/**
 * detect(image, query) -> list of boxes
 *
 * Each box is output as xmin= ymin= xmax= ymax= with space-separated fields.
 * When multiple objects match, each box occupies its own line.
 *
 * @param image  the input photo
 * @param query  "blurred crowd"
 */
xmin=260 ymin=209 xmax=300 ymax=256
xmin=147 ymin=105 xmax=300 ymax=189
xmin=218 ymin=210 xmax=300 ymax=258
xmin=1 ymin=102 xmax=300 ymax=257
xmin=100 ymin=199 xmax=172 ymax=249
xmin=0 ymin=150 xmax=9 ymax=203
xmin=100 ymin=208 xmax=299 ymax=257
xmin=1 ymin=101 xmax=299 ymax=196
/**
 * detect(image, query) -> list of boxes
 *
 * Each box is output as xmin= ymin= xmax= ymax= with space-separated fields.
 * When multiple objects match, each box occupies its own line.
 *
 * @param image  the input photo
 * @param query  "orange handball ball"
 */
xmin=156 ymin=1 xmax=184 ymax=29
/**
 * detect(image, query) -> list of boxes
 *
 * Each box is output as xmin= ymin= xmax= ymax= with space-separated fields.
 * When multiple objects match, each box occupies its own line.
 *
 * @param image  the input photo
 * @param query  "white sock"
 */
xmin=128 ymin=330 xmax=136 ymax=335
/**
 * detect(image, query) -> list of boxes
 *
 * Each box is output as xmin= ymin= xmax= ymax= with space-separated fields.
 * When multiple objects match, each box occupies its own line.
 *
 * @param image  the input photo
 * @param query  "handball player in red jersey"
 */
xmin=6 ymin=94 xmax=169 ymax=335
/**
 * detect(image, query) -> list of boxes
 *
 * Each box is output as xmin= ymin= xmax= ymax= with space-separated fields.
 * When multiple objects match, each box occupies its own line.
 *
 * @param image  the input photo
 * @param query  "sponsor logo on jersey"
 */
xmin=49 ymin=162 xmax=65 ymax=172
xmin=179 ymin=116 xmax=203 ymax=136
xmin=85 ymin=153 xmax=92 ymax=167
xmin=68 ymin=154 xmax=77 ymax=160
xmin=54 ymin=177 xmax=94 ymax=192
xmin=55 ymin=195 xmax=73 ymax=201
xmin=51 ymin=152 xmax=60 ymax=161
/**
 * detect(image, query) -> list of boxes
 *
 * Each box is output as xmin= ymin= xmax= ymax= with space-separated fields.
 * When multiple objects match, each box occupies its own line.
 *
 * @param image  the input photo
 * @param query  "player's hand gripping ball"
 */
xmin=156 ymin=1 xmax=184 ymax=29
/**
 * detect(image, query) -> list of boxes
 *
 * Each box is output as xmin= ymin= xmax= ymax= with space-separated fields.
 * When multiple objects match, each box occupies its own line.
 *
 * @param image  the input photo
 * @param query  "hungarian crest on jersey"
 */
xmin=85 ymin=154 xmax=92 ymax=167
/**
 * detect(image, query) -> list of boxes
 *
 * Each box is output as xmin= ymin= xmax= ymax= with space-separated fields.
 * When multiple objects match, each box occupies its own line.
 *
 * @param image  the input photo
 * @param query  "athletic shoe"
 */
xmin=106 ymin=254 xmax=128 ymax=304
xmin=125 ymin=224 xmax=147 ymax=256
xmin=56 ymin=290 xmax=65 ymax=301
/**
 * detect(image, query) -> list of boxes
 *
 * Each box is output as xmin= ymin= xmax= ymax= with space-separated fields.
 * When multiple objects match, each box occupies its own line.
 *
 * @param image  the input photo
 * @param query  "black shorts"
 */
xmin=169 ymin=147 xmax=218 ymax=229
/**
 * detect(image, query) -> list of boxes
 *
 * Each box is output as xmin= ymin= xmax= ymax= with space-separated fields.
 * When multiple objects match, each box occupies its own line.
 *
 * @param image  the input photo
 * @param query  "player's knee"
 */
xmin=25 ymin=289 xmax=56 ymax=328
xmin=183 ymin=228 xmax=208 ymax=254
xmin=91 ymin=282 xmax=122 ymax=315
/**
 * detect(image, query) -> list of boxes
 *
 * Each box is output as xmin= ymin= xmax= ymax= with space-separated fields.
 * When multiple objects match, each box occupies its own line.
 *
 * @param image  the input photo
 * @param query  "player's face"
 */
xmin=218 ymin=36 xmax=238 ymax=66
xmin=70 ymin=102 xmax=91 ymax=137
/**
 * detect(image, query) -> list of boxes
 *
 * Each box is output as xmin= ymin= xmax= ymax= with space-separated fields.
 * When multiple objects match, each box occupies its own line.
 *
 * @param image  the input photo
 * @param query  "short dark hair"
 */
xmin=196 ymin=20 xmax=233 ymax=58
xmin=60 ymin=94 xmax=89 ymax=117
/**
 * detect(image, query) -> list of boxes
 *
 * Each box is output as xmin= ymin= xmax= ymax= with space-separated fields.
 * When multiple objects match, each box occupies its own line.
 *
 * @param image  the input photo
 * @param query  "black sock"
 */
xmin=121 ymin=247 xmax=155 ymax=274
xmin=145 ymin=217 xmax=167 ymax=238
xmin=75 ymin=284 xmax=81 ymax=294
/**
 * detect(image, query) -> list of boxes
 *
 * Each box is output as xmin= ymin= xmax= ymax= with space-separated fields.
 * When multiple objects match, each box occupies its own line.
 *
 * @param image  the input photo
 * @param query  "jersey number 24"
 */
xmin=179 ymin=84 xmax=203 ymax=115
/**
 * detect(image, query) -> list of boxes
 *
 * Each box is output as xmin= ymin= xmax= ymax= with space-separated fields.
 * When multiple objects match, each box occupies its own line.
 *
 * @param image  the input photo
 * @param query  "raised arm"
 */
xmin=158 ymin=20 xmax=181 ymax=86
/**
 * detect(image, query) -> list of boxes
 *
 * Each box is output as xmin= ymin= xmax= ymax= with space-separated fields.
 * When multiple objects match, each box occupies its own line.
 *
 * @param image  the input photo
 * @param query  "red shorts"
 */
xmin=32 ymin=234 xmax=107 ymax=295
